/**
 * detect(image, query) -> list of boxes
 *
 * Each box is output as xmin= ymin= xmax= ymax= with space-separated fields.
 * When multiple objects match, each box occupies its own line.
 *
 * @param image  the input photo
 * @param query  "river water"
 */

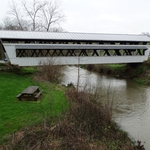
xmin=62 ymin=66 xmax=150 ymax=149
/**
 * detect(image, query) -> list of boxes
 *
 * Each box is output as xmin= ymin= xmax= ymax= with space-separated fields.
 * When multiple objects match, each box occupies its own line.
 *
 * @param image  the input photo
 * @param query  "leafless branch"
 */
xmin=21 ymin=0 xmax=47 ymax=31
xmin=41 ymin=0 xmax=65 ymax=31
xmin=6 ymin=0 xmax=65 ymax=31
xmin=8 ymin=1 xmax=25 ymax=30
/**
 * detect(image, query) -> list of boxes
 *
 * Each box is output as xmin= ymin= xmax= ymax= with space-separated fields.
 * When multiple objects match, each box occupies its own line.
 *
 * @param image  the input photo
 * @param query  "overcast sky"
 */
xmin=0 ymin=0 xmax=150 ymax=34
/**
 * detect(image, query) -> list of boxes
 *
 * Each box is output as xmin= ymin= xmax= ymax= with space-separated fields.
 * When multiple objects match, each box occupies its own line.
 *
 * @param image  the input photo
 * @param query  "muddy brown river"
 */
xmin=62 ymin=66 xmax=150 ymax=149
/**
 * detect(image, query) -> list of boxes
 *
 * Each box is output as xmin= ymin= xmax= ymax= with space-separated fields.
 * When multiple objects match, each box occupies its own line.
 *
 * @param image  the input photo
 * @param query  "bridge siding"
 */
xmin=3 ymin=44 xmax=150 ymax=66
xmin=8 ymin=56 xmax=148 ymax=66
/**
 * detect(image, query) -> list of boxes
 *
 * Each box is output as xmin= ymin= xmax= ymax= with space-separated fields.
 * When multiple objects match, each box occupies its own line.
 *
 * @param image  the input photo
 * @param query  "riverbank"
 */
xmin=85 ymin=60 xmax=150 ymax=85
xmin=0 ymin=67 xmax=143 ymax=149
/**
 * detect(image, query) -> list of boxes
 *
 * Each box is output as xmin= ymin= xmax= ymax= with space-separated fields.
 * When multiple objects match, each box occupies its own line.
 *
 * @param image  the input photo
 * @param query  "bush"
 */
xmin=34 ymin=59 xmax=64 ymax=83
xmin=65 ymin=88 xmax=113 ymax=138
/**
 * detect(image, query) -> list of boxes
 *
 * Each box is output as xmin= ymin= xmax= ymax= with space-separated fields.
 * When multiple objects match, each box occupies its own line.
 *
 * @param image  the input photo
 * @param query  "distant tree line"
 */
xmin=0 ymin=0 xmax=65 ymax=32
xmin=142 ymin=32 xmax=150 ymax=37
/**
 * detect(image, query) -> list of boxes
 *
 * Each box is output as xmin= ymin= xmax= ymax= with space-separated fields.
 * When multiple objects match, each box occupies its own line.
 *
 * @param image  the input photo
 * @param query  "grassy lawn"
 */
xmin=0 ymin=72 xmax=68 ymax=142
xmin=106 ymin=64 xmax=126 ymax=70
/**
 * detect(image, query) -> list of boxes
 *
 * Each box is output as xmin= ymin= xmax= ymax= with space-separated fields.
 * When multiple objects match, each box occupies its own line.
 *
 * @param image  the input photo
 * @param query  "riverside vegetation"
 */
xmin=0 ymin=63 xmax=145 ymax=149
xmin=86 ymin=59 xmax=150 ymax=85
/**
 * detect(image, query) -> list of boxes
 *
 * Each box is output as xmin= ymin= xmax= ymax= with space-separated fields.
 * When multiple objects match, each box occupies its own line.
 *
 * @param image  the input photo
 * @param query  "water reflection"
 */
xmin=62 ymin=66 xmax=150 ymax=149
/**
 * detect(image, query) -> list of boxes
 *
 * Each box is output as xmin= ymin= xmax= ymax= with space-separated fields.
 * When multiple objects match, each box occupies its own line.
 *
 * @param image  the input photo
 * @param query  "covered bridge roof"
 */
xmin=0 ymin=30 xmax=150 ymax=42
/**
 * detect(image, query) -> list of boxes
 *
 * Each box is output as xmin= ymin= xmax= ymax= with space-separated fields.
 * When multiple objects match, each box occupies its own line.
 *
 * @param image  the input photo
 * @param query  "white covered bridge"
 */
xmin=0 ymin=30 xmax=150 ymax=66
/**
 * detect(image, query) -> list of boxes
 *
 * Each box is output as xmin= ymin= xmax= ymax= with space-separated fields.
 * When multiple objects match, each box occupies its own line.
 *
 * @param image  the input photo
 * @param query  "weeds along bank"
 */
xmin=86 ymin=61 xmax=150 ymax=85
xmin=0 ymin=64 xmax=143 ymax=149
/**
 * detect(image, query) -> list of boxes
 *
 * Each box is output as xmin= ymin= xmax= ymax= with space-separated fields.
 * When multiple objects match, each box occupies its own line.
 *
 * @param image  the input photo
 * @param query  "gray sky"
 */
xmin=0 ymin=0 xmax=150 ymax=34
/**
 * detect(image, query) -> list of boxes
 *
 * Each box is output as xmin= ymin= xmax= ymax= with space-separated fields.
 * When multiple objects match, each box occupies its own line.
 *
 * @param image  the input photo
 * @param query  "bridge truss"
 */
xmin=14 ymin=44 xmax=147 ymax=57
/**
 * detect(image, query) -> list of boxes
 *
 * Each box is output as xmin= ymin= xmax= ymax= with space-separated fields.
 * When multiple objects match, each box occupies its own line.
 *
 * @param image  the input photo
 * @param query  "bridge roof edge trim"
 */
xmin=4 ymin=44 xmax=148 ymax=50
xmin=0 ymin=30 xmax=150 ymax=42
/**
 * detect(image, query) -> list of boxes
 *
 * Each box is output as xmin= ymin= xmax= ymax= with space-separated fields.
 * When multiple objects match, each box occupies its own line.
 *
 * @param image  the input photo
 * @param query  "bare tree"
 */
xmin=21 ymin=0 xmax=47 ymax=31
xmin=142 ymin=32 xmax=150 ymax=37
xmin=41 ymin=0 xmax=65 ymax=31
xmin=50 ymin=27 xmax=65 ymax=32
xmin=2 ymin=17 xmax=28 ymax=31
xmin=8 ymin=1 xmax=27 ymax=30
xmin=0 ymin=24 xmax=3 ymax=30
xmin=7 ymin=0 xmax=65 ymax=31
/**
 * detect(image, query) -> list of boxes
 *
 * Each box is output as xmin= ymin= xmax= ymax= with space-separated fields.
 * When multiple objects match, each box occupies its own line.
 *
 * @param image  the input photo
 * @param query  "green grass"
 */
xmin=106 ymin=64 xmax=126 ymax=70
xmin=0 ymin=63 xmax=7 ymax=66
xmin=0 ymin=72 xmax=68 ymax=142
xmin=20 ymin=67 xmax=37 ymax=74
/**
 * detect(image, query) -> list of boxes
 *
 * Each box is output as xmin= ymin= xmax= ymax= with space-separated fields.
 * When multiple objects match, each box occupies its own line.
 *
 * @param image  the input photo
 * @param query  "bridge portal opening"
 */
xmin=0 ymin=42 xmax=5 ymax=61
